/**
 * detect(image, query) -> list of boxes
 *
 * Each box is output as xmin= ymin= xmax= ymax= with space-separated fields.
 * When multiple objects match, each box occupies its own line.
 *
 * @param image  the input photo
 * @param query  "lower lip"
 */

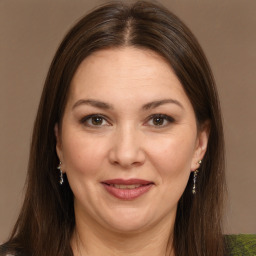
xmin=102 ymin=183 xmax=153 ymax=200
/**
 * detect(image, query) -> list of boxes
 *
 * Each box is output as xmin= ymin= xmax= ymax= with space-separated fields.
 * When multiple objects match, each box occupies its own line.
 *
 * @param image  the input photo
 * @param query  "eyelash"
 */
xmin=146 ymin=114 xmax=175 ymax=127
xmin=79 ymin=114 xmax=110 ymax=128
xmin=79 ymin=114 xmax=175 ymax=128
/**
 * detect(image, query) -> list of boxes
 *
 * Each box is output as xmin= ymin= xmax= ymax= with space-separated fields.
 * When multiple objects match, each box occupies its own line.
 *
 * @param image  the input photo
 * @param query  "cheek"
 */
xmin=146 ymin=133 xmax=196 ymax=180
xmin=61 ymin=131 xmax=108 ymax=177
xmin=147 ymin=134 xmax=196 ymax=209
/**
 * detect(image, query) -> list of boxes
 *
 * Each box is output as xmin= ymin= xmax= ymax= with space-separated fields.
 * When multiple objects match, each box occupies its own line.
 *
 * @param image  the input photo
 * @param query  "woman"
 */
xmin=1 ymin=1 xmax=255 ymax=256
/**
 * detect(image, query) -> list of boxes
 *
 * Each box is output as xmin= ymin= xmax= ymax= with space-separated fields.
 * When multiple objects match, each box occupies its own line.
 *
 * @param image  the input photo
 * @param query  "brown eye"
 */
xmin=80 ymin=114 xmax=110 ymax=127
xmin=146 ymin=114 xmax=175 ymax=127
xmin=152 ymin=116 xmax=164 ymax=126
xmin=91 ymin=116 xmax=103 ymax=125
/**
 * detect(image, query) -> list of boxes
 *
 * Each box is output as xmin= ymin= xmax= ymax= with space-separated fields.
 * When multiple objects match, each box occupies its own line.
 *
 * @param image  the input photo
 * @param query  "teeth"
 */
xmin=110 ymin=184 xmax=142 ymax=189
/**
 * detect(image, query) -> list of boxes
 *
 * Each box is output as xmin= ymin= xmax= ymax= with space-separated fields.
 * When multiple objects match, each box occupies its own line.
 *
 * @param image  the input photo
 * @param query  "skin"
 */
xmin=55 ymin=47 xmax=209 ymax=256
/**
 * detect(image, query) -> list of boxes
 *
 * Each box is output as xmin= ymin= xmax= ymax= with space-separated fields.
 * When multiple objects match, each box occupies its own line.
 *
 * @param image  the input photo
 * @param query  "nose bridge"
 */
xmin=109 ymin=122 xmax=145 ymax=168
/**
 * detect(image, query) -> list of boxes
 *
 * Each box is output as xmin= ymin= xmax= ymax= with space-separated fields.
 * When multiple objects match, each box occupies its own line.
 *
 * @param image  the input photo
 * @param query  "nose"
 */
xmin=108 ymin=125 xmax=146 ymax=169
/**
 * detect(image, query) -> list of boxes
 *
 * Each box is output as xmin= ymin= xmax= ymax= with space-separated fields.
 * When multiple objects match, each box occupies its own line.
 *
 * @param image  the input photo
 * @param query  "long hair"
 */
xmin=2 ymin=1 xmax=226 ymax=255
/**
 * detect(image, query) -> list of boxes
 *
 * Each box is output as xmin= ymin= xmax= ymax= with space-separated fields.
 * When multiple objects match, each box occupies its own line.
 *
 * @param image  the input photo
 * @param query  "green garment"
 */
xmin=225 ymin=234 xmax=256 ymax=256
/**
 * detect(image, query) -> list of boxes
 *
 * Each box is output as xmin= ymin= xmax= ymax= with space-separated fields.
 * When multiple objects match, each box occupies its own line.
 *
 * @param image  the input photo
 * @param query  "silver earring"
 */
xmin=192 ymin=170 xmax=199 ymax=194
xmin=57 ymin=161 xmax=64 ymax=185
xmin=192 ymin=160 xmax=202 ymax=195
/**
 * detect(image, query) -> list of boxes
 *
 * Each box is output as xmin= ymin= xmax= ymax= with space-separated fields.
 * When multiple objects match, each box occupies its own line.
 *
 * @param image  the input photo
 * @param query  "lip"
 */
xmin=102 ymin=179 xmax=153 ymax=185
xmin=101 ymin=179 xmax=154 ymax=200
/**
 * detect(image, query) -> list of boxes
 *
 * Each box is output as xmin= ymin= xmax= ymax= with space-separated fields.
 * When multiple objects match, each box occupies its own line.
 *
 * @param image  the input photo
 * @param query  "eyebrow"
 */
xmin=72 ymin=98 xmax=184 ymax=111
xmin=72 ymin=99 xmax=114 ymax=110
xmin=142 ymin=99 xmax=184 ymax=110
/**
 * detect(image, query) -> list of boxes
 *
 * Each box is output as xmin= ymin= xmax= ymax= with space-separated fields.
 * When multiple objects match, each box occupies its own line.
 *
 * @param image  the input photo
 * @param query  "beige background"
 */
xmin=0 ymin=0 xmax=255 ymax=242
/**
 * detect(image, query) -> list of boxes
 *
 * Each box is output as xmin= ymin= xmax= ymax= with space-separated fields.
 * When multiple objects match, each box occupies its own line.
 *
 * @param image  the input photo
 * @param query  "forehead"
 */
xmin=68 ymin=47 xmax=191 ymax=109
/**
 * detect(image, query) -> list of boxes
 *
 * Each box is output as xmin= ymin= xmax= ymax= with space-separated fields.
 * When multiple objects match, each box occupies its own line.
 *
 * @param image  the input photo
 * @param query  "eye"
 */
xmin=146 ymin=114 xmax=174 ymax=127
xmin=80 ymin=114 xmax=110 ymax=127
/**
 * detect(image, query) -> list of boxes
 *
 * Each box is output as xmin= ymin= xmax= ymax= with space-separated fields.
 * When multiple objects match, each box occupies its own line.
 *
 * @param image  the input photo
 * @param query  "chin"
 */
xmin=100 ymin=208 xmax=154 ymax=234
xmin=107 ymin=220 xmax=149 ymax=234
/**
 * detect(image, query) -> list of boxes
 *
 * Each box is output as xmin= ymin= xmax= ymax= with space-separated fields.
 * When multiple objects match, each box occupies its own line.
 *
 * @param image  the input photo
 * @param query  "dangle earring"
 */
xmin=192 ymin=160 xmax=202 ymax=195
xmin=57 ymin=161 xmax=64 ymax=185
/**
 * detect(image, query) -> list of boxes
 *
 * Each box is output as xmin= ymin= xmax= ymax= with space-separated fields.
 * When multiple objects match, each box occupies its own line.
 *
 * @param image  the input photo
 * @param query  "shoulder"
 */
xmin=225 ymin=234 xmax=256 ymax=256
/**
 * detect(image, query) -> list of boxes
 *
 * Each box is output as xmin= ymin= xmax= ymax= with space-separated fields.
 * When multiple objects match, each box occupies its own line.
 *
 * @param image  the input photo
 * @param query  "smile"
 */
xmin=109 ymin=184 xmax=142 ymax=189
xmin=101 ymin=179 xmax=154 ymax=200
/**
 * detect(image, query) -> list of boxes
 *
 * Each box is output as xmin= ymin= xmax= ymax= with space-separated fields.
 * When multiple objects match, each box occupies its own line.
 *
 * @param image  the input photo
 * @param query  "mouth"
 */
xmin=101 ymin=179 xmax=154 ymax=200
xmin=105 ymin=184 xmax=146 ymax=189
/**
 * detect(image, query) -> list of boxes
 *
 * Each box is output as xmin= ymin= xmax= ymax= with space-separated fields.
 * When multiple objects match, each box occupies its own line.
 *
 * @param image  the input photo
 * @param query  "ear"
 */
xmin=54 ymin=123 xmax=63 ymax=165
xmin=191 ymin=121 xmax=210 ymax=171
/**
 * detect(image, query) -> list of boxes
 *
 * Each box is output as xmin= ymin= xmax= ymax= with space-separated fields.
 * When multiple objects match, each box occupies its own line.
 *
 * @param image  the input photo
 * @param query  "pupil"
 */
xmin=92 ymin=116 xmax=103 ymax=125
xmin=153 ymin=117 xmax=164 ymax=125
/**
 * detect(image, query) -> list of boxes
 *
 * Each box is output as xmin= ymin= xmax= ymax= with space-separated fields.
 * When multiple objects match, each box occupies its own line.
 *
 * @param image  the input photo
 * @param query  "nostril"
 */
xmin=108 ymin=141 xmax=146 ymax=168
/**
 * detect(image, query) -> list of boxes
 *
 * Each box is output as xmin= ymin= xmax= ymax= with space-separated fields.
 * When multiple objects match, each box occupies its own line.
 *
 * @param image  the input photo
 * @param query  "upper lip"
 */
xmin=101 ymin=179 xmax=154 ymax=185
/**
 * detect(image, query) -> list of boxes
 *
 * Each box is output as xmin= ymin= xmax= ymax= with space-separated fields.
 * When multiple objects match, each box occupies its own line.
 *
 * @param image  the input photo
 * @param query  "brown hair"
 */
xmin=2 ymin=1 xmax=226 ymax=256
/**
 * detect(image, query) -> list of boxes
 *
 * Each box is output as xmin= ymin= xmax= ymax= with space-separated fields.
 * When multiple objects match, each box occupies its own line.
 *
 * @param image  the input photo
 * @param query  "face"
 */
xmin=55 ymin=47 xmax=209 ymax=234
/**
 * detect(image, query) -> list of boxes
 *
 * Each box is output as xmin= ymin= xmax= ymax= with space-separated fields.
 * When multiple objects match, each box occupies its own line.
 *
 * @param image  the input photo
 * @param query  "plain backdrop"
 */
xmin=0 ymin=0 xmax=256 ymax=242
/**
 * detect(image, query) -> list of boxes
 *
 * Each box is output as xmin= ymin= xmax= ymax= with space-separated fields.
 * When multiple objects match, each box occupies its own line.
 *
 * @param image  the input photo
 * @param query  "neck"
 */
xmin=71 ymin=211 xmax=175 ymax=256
